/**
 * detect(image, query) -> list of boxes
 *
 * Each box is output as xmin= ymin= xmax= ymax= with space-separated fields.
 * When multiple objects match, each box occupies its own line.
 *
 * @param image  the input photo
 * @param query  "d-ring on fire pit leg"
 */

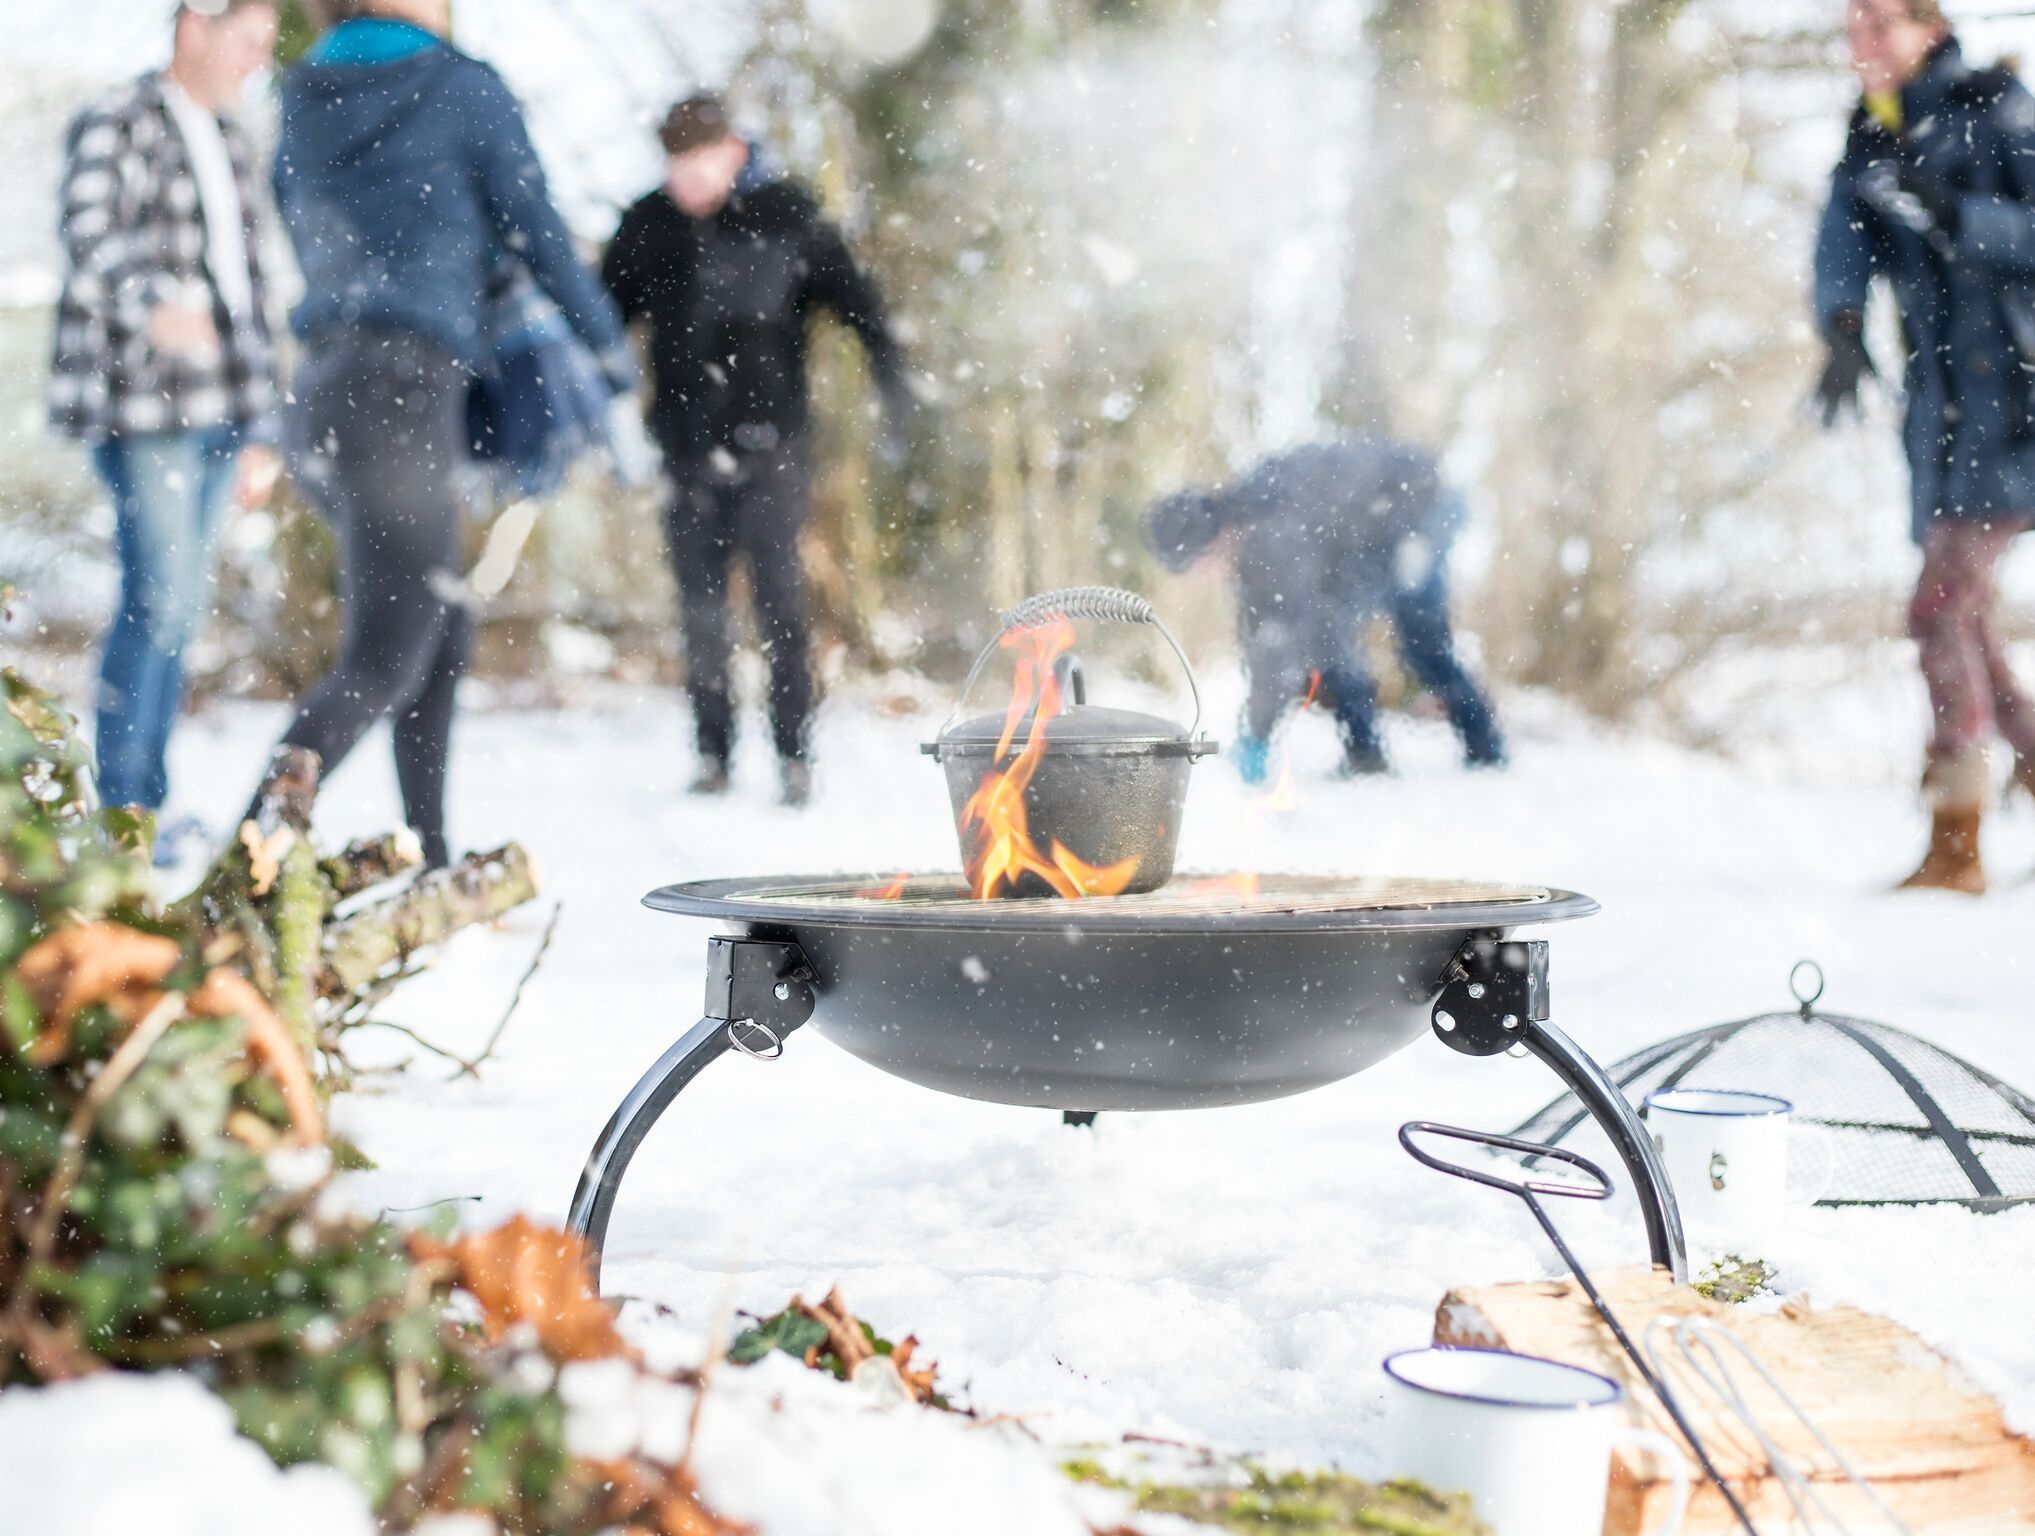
xmin=567 ymin=936 xmax=816 ymax=1288
xmin=1432 ymin=937 xmax=1687 ymax=1283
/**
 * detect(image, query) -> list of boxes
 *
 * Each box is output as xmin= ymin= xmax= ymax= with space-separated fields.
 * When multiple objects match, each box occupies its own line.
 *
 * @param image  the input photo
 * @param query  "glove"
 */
xmin=604 ymin=395 xmax=664 ymax=489
xmin=1815 ymin=311 xmax=1876 ymax=427
xmin=1896 ymin=143 xmax=1960 ymax=237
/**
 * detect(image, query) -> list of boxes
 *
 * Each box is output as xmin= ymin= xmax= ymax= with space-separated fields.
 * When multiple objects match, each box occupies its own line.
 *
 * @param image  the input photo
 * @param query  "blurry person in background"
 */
xmin=1815 ymin=0 xmax=2035 ymax=894
xmin=603 ymin=94 xmax=916 ymax=808
xmin=1144 ymin=438 xmax=1505 ymax=783
xmin=49 ymin=0 xmax=282 ymax=860
xmin=251 ymin=0 xmax=632 ymax=868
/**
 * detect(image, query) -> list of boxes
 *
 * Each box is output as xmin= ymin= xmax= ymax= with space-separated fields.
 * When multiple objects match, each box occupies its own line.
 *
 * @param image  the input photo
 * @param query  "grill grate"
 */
xmin=719 ymin=873 xmax=1552 ymax=916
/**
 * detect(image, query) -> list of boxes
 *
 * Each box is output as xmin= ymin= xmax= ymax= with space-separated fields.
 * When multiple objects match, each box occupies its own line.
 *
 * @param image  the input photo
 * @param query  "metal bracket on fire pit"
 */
xmin=1431 ymin=937 xmax=1688 ymax=1283
xmin=567 ymin=936 xmax=815 ymax=1279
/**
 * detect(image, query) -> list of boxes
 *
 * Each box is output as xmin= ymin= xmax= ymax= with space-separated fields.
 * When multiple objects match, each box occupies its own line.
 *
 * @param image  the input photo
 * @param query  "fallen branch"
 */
xmin=458 ymin=900 xmax=562 ymax=1078
xmin=321 ymin=832 xmax=424 ymax=903
xmin=322 ymin=844 xmax=540 ymax=1000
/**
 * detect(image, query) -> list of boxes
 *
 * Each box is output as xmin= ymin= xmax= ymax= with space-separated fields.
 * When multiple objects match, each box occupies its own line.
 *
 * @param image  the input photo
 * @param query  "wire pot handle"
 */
xmin=940 ymin=586 xmax=1205 ymax=740
xmin=1398 ymin=1121 xmax=1616 ymax=1203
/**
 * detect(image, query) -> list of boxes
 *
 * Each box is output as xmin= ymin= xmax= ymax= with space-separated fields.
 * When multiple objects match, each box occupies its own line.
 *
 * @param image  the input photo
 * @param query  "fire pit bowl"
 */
xmin=568 ymin=872 xmax=1689 ymax=1289
xmin=644 ymin=873 xmax=1594 ymax=1110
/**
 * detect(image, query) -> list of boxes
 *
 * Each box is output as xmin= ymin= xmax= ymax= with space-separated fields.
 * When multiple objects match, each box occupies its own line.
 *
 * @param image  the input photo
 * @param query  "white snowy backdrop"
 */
xmin=4 ymin=3 xmax=2035 ymax=1531
xmin=13 ymin=0 xmax=2035 ymax=742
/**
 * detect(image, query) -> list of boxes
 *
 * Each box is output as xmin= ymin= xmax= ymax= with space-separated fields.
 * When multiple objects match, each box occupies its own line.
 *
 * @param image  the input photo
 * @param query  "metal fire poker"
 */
xmin=1398 ymin=1121 xmax=1761 ymax=1535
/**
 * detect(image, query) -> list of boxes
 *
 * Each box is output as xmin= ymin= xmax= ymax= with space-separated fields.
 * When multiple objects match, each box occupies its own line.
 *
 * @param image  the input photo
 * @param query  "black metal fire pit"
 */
xmin=568 ymin=873 xmax=1686 ymax=1286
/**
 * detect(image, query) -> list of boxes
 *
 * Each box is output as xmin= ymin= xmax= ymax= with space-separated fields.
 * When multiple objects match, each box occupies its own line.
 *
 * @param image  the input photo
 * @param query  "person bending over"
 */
xmin=1144 ymin=437 xmax=1504 ymax=782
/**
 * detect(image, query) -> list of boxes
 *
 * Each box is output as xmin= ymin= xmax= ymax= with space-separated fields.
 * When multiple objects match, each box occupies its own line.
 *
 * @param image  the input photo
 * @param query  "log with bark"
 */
xmin=176 ymin=748 xmax=541 ymax=1063
xmin=1434 ymin=1265 xmax=2035 ymax=1534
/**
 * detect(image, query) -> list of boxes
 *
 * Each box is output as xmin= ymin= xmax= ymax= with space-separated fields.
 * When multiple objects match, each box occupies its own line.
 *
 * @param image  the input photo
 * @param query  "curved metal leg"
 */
xmin=1522 ymin=1020 xmax=1687 ymax=1284
xmin=1432 ymin=937 xmax=1687 ymax=1283
xmin=568 ymin=1015 xmax=733 ymax=1288
xmin=571 ymin=935 xmax=817 ymax=1291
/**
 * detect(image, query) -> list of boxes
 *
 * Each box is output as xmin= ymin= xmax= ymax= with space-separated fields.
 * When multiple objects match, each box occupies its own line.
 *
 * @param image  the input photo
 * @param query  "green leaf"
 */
xmin=728 ymin=1307 xmax=833 ymax=1365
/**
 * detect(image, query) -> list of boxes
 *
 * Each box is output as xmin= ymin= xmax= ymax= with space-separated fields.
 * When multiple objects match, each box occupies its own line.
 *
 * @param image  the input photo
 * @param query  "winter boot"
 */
xmin=1451 ymin=695 xmax=1508 ymax=769
xmin=1898 ymin=747 xmax=1988 ymax=894
xmin=1233 ymin=735 xmax=1271 ymax=787
xmin=688 ymin=760 xmax=731 ymax=797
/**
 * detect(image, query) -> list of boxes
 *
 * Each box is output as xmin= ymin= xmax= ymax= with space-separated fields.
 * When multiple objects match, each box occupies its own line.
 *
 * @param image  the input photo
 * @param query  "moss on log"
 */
xmin=322 ymin=845 xmax=540 ymax=999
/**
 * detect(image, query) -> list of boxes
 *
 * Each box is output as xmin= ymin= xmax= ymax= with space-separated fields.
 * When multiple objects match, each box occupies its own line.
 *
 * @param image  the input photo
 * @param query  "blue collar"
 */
xmin=310 ymin=18 xmax=441 ymax=66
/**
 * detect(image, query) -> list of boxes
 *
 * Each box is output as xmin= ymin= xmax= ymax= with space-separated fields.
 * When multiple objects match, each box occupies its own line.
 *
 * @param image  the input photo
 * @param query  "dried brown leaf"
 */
xmin=11 ymin=924 xmax=181 ymax=1061
xmin=411 ymin=1215 xmax=629 ymax=1363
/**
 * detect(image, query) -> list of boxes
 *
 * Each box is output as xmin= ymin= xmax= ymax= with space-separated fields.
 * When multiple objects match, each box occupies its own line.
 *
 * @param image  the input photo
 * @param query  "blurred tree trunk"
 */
xmin=1368 ymin=0 xmax=1707 ymax=711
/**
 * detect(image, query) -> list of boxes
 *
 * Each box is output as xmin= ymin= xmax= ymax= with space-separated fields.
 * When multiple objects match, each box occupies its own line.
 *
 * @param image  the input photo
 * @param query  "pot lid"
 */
xmin=928 ymin=701 xmax=1213 ymax=756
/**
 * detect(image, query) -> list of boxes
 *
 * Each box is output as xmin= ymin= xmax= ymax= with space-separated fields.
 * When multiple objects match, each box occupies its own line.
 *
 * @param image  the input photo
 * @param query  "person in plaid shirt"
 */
xmin=49 ymin=0 xmax=282 ymax=841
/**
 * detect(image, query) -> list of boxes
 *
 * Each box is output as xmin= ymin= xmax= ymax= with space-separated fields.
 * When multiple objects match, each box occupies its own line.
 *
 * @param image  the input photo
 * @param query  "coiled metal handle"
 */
xmin=939 ymin=587 xmax=1205 ymax=740
xmin=1000 ymin=586 xmax=1156 ymax=631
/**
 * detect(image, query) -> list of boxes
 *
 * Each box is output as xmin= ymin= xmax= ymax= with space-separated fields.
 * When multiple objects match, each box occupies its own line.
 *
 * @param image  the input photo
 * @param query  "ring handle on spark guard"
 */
xmin=1790 ymin=959 xmax=1825 ymax=1018
xmin=1398 ymin=1121 xmax=1617 ymax=1203
xmin=940 ymin=585 xmax=1205 ymax=740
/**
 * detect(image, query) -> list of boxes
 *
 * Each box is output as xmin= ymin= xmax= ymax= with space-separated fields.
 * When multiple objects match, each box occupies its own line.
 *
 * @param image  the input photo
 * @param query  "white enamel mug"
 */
xmin=1642 ymin=1088 xmax=1830 ymax=1234
xmin=1384 ymin=1347 xmax=1688 ymax=1536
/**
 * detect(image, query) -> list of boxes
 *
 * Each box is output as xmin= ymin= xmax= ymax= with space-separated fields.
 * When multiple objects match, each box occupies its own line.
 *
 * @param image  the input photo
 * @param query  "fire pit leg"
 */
xmin=568 ymin=936 xmax=816 ymax=1290
xmin=1517 ymin=1021 xmax=1686 ymax=1283
xmin=1433 ymin=937 xmax=1687 ymax=1283
xmin=568 ymin=1016 xmax=733 ymax=1282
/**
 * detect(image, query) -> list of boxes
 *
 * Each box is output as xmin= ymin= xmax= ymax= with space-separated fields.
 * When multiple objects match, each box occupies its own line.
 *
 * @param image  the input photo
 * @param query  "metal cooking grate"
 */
xmin=1512 ymin=963 xmax=2035 ymax=1210
xmin=721 ymin=873 xmax=1554 ymax=916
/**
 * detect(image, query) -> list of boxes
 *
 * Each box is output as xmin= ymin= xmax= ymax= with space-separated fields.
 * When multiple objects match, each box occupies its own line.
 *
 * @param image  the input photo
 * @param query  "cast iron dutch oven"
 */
xmin=922 ymin=586 xmax=1218 ymax=894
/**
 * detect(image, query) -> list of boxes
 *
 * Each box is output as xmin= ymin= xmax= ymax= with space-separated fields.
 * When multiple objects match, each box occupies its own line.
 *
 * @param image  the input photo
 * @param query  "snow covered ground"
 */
xmin=12 ymin=662 xmax=2035 ymax=1529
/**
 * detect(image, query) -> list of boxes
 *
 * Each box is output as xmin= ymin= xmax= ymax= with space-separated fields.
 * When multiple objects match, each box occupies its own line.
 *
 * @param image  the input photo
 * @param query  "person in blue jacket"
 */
xmin=1814 ymin=0 xmax=2035 ymax=893
xmin=248 ymin=0 xmax=631 ymax=866
xmin=1144 ymin=437 xmax=1505 ymax=781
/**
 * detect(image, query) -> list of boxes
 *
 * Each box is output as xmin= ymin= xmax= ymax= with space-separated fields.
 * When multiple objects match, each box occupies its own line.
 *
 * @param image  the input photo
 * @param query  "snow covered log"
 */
xmin=174 ymin=748 xmax=539 ymax=1045
xmin=1434 ymin=1266 xmax=2035 ymax=1534
xmin=322 ymin=844 xmax=540 ymax=999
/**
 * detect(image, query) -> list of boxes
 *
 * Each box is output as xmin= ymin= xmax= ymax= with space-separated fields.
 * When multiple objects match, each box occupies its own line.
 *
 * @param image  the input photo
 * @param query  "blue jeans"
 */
xmin=91 ymin=425 xmax=241 ymax=810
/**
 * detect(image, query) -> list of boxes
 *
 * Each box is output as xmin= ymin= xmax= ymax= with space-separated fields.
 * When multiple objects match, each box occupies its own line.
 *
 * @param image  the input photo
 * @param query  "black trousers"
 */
xmin=662 ymin=441 xmax=814 ymax=765
xmin=272 ymin=328 xmax=471 ymax=867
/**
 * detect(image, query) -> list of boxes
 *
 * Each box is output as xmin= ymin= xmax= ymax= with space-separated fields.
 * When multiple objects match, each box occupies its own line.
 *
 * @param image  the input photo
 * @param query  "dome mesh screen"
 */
xmin=1511 ymin=969 xmax=2035 ymax=1209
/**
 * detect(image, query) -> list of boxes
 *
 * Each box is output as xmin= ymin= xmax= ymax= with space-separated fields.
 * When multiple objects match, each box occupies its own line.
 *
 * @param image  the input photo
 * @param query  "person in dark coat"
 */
xmin=252 ymin=0 xmax=632 ymax=867
xmin=602 ymin=95 xmax=913 ymax=807
xmin=1144 ymin=437 xmax=1505 ymax=781
xmin=1814 ymin=0 xmax=2035 ymax=893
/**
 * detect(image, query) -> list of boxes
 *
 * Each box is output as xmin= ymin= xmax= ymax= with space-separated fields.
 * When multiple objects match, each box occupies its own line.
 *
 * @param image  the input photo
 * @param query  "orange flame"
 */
xmin=1192 ymin=872 xmax=1263 ymax=897
xmin=861 ymin=871 xmax=912 ymax=899
xmin=961 ymin=617 xmax=1141 ymax=900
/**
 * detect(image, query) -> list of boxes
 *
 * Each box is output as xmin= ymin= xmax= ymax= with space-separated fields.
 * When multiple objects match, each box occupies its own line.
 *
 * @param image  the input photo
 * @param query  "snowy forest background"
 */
xmin=7 ymin=0 xmax=2035 ymax=755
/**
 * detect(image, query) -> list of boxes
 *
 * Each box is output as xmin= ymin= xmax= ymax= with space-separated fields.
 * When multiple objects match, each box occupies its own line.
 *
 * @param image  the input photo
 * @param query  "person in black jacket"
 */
xmin=603 ymin=95 xmax=913 ymax=806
